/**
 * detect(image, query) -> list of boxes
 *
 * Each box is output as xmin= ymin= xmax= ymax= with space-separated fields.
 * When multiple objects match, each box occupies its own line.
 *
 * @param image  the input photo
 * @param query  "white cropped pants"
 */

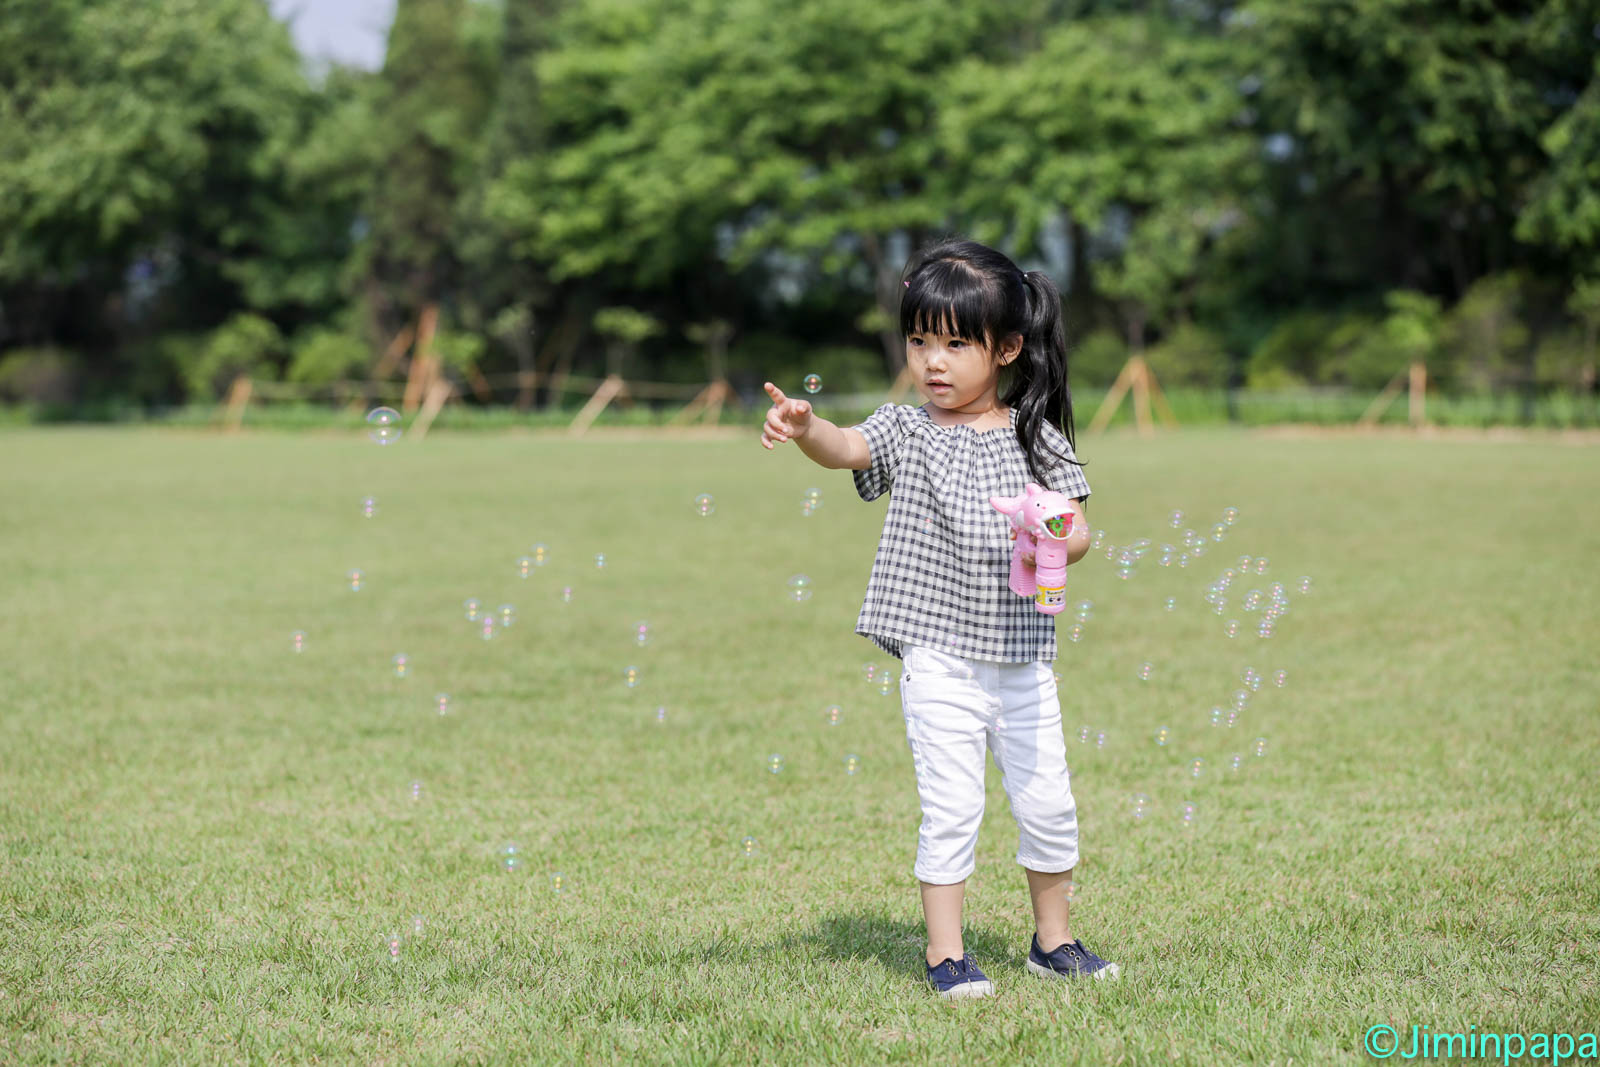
xmin=899 ymin=643 xmax=1079 ymax=884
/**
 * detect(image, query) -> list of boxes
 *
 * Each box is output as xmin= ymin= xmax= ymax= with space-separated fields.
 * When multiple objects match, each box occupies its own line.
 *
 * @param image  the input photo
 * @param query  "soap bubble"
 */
xmin=654 ymin=705 xmax=667 ymax=724
xmin=1297 ymin=575 xmax=1312 ymax=595
xmin=1137 ymin=661 xmax=1154 ymax=682
xmin=767 ymin=753 xmax=784 ymax=775
xmin=623 ymin=665 xmax=640 ymax=688
xmin=635 ymin=621 xmax=650 ymax=646
xmin=434 ymin=693 xmax=451 ymax=716
xmin=1132 ymin=792 xmax=1151 ymax=821
xmin=1095 ymin=730 xmax=1108 ymax=748
xmin=392 ymin=653 xmax=410 ymax=679
xmin=412 ymin=915 xmax=425 ymax=937
xmin=560 ymin=586 xmax=573 ymax=603
xmin=801 ymin=488 xmax=823 ymax=517
xmin=290 ymin=630 xmax=306 ymax=653
xmin=694 ymin=493 xmax=716 ymax=517
xmin=1222 ymin=506 xmax=1239 ymax=525
xmin=502 ymin=844 xmax=520 ymax=872
xmin=788 ymin=574 xmax=812 ymax=602
xmin=1255 ymin=557 xmax=1269 ymax=575
xmin=844 ymin=753 xmax=860 ymax=775
xmin=1273 ymin=669 xmax=1288 ymax=687
xmin=1077 ymin=726 xmax=1091 ymax=744
xmin=360 ymin=496 xmax=378 ymax=519
xmin=1253 ymin=736 xmax=1268 ymax=757
xmin=1243 ymin=667 xmax=1261 ymax=691
xmin=740 ymin=835 xmax=758 ymax=857
xmin=1189 ymin=758 xmax=1205 ymax=779
xmin=1226 ymin=708 xmax=1239 ymax=728
xmin=803 ymin=373 xmax=822 ymax=393
xmin=550 ymin=872 xmax=565 ymax=894
xmin=1067 ymin=624 xmax=1084 ymax=643
xmin=877 ymin=676 xmax=894 ymax=697
xmin=1154 ymin=726 xmax=1171 ymax=746
xmin=1180 ymin=802 xmax=1198 ymax=827
xmin=594 ymin=553 xmax=607 ymax=569
xmin=1233 ymin=690 xmax=1250 ymax=712
xmin=516 ymin=556 xmax=533 ymax=579
xmin=1209 ymin=707 xmax=1224 ymax=727
xmin=1257 ymin=621 xmax=1275 ymax=640
xmin=464 ymin=599 xmax=482 ymax=623
xmin=366 ymin=406 xmax=402 ymax=445
xmin=1230 ymin=753 xmax=1244 ymax=772
xmin=1224 ymin=619 xmax=1240 ymax=638
xmin=530 ymin=544 xmax=549 ymax=566
xmin=409 ymin=779 xmax=423 ymax=801
xmin=385 ymin=931 xmax=403 ymax=960
xmin=1169 ymin=510 xmax=1184 ymax=528
xmin=825 ymin=705 xmax=842 ymax=726
xmin=479 ymin=616 xmax=497 ymax=641
xmin=498 ymin=604 xmax=516 ymax=628
xmin=863 ymin=663 xmax=877 ymax=683
xmin=1075 ymin=600 xmax=1093 ymax=621
xmin=1165 ymin=597 xmax=1177 ymax=613
xmin=1211 ymin=523 xmax=1227 ymax=542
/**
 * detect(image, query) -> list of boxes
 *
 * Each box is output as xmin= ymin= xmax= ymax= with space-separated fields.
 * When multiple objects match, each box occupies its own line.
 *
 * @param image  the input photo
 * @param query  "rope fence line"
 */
xmin=216 ymin=370 xmax=1600 ymax=437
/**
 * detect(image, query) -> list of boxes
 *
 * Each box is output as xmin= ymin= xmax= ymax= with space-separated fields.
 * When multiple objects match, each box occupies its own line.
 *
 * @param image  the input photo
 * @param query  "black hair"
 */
xmin=899 ymin=237 xmax=1084 ymax=489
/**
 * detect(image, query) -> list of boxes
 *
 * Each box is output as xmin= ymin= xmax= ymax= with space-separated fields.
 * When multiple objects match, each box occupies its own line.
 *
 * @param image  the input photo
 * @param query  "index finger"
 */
xmin=764 ymin=381 xmax=787 ymax=405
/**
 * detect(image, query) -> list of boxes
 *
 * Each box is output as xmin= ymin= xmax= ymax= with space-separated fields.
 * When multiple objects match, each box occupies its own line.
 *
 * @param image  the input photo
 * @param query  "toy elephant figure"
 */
xmin=989 ymin=482 xmax=1077 ymax=615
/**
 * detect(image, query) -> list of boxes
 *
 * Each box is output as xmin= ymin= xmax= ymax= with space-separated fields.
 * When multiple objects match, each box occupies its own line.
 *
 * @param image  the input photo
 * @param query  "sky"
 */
xmin=268 ymin=0 xmax=397 ymax=72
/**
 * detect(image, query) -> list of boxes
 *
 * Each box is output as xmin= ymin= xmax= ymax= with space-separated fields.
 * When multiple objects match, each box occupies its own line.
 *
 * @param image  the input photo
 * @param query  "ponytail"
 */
xmin=1006 ymin=270 xmax=1082 ymax=487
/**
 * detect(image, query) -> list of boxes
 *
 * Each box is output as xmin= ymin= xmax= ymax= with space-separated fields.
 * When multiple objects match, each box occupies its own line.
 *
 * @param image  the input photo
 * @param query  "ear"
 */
xmin=1024 ymin=482 xmax=1042 ymax=496
xmin=998 ymin=333 xmax=1023 ymax=365
xmin=990 ymin=493 xmax=1023 ymax=513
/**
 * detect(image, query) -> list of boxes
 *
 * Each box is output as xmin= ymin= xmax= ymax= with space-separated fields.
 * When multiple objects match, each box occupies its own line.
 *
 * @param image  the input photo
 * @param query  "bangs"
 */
xmin=900 ymin=260 xmax=1004 ymax=347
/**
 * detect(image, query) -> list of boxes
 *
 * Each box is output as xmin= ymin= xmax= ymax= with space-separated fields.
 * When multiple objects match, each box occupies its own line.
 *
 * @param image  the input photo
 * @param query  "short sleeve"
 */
xmin=850 ymin=403 xmax=908 ymax=502
xmin=1041 ymin=426 xmax=1091 ymax=501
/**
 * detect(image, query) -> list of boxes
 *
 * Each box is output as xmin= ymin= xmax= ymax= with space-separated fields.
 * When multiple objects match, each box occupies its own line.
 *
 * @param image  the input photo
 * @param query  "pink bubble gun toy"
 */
xmin=990 ymin=482 xmax=1077 ymax=615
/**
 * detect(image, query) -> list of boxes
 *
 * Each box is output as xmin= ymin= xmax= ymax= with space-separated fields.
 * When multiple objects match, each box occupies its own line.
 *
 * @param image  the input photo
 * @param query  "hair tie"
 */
xmin=903 ymin=280 xmax=909 ymax=287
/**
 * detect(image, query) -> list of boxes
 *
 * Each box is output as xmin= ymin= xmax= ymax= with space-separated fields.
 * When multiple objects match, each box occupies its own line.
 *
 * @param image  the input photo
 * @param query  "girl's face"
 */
xmin=905 ymin=322 xmax=1021 ymax=415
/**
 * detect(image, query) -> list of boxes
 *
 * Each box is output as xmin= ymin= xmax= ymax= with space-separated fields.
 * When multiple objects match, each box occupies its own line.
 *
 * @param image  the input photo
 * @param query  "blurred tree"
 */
xmin=1242 ymin=0 xmax=1597 ymax=299
xmin=0 ymin=0 xmax=334 ymax=397
xmin=358 ymin=0 xmax=495 ymax=345
xmin=496 ymin=0 xmax=1044 ymax=378
xmin=939 ymin=13 xmax=1255 ymax=357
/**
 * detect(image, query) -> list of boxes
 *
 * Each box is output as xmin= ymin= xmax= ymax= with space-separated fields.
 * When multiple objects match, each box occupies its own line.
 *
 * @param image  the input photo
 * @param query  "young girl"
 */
xmin=760 ymin=238 xmax=1120 ymax=998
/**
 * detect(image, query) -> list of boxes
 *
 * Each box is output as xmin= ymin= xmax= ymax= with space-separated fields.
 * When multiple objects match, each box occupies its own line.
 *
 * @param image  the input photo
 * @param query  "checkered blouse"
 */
xmin=850 ymin=403 xmax=1091 ymax=662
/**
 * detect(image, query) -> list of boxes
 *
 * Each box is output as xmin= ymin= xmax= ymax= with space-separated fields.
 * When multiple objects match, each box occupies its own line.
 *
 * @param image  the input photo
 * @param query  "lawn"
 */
xmin=1 ymin=423 xmax=1596 ymax=1065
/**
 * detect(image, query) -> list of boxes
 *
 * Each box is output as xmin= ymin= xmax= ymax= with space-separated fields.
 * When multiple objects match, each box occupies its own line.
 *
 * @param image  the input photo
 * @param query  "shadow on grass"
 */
xmin=778 ymin=912 xmax=1018 ymax=981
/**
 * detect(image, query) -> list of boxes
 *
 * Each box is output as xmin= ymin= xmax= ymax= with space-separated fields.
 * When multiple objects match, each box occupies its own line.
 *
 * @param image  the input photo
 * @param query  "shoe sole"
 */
xmin=937 ymin=979 xmax=995 ymax=999
xmin=1026 ymin=958 xmax=1122 ymax=981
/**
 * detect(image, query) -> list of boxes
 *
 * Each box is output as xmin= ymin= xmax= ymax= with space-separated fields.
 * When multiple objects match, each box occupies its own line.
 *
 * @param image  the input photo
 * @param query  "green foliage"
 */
xmin=1440 ymin=274 xmax=1530 ymax=393
xmin=181 ymin=313 xmax=283 ymax=400
xmin=287 ymin=327 xmax=370 ymax=386
xmin=1067 ymin=330 xmax=1128 ymax=391
xmin=3 ymin=0 xmax=1600 ymax=414
xmin=592 ymin=307 xmax=662 ymax=344
xmin=0 ymin=347 xmax=80 ymax=405
xmin=1142 ymin=323 xmax=1230 ymax=388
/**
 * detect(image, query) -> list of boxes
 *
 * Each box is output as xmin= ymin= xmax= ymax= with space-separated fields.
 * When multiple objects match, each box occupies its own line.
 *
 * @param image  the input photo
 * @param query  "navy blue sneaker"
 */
xmin=926 ymin=954 xmax=995 ymax=999
xmin=1026 ymin=935 xmax=1121 ymax=981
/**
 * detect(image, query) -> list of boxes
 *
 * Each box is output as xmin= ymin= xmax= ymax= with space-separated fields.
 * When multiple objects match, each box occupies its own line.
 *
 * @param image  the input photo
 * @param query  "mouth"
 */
xmin=927 ymin=380 xmax=951 ymax=391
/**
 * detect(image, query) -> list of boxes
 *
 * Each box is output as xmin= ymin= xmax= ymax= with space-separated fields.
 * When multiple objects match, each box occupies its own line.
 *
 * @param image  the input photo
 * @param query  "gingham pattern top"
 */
xmin=850 ymin=403 xmax=1091 ymax=662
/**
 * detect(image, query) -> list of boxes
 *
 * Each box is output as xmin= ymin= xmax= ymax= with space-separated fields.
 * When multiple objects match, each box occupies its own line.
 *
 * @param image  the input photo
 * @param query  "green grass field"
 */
xmin=2 ymin=424 xmax=1597 ymax=1065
